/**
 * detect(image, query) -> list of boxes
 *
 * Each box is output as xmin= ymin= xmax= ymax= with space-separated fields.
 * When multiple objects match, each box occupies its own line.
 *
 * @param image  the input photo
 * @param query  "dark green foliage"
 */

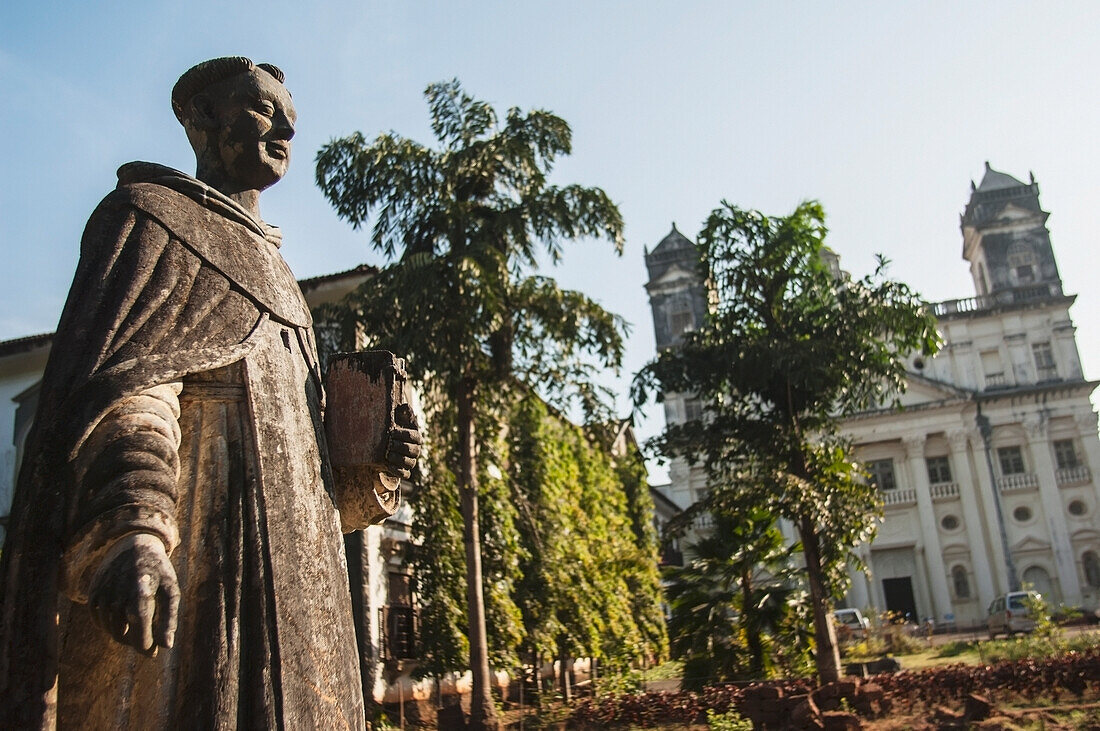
xmin=315 ymin=80 xmax=632 ymax=718
xmin=633 ymin=201 xmax=940 ymax=682
xmin=406 ymin=427 xmax=469 ymax=678
xmin=315 ymin=79 xmax=627 ymax=420
xmin=508 ymin=396 xmax=667 ymax=671
xmin=613 ymin=454 xmax=669 ymax=664
xmin=406 ymin=391 xmax=527 ymax=678
xmin=665 ymin=510 xmax=805 ymax=689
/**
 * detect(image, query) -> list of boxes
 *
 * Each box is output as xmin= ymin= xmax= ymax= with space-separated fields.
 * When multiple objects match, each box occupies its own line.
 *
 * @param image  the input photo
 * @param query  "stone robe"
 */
xmin=0 ymin=163 xmax=386 ymax=729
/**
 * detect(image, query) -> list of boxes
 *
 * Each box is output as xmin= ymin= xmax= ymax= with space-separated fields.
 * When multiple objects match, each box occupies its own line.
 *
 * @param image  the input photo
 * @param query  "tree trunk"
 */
xmin=799 ymin=514 xmax=841 ymax=684
xmin=457 ymin=379 xmax=498 ymax=729
xmin=742 ymin=574 xmax=765 ymax=677
xmin=557 ymin=644 xmax=573 ymax=705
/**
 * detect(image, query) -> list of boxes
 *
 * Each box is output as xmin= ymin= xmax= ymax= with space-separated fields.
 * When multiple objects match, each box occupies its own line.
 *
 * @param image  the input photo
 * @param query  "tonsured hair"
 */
xmin=171 ymin=56 xmax=285 ymax=123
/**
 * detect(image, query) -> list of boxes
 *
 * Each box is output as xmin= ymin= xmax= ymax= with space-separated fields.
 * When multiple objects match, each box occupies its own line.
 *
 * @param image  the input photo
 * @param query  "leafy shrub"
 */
xmin=706 ymin=707 xmax=754 ymax=730
xmin=595 ymin=669 xmax=645 ymax=697
xmin=979 ymin=630 xmax=1100 ymax=664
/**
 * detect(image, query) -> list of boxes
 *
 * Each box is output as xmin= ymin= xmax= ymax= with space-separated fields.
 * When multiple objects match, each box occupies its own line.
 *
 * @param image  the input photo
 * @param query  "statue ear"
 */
xmin=188 ymin=93 xmax=218 ymax=129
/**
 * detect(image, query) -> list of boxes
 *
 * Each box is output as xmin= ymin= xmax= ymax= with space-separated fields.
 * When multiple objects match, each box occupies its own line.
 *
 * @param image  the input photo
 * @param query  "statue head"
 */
xmin=172 ymin=57 xmax=296 ymax=196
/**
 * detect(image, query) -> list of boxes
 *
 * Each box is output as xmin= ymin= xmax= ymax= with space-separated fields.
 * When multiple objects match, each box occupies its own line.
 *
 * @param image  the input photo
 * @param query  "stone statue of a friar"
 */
xmin=0 ymin=57 xmax=420 ymax=728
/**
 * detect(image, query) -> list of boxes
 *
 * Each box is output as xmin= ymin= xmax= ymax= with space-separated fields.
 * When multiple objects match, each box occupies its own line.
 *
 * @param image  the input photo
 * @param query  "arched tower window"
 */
xmin=1083 ymin=551 xmax=1100 ymax=589
xmin=951 ymin=565 xmax=971 ymax=599
xmin=1007 ymin=242 xmax=1038 ymax=285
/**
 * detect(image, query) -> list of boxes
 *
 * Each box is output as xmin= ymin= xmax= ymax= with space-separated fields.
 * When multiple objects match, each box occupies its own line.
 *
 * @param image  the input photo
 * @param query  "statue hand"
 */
xmin=384 ymin=403 xmax=422 ymax=480
xmin=88 ymin=533 xmax=180 ymax=654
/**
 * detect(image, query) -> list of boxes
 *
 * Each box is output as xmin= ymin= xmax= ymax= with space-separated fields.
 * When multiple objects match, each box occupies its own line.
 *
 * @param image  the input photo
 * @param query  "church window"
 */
xmin=997 ymin=446 xmax=1026 ymax=475
xmin=1032 ymin=342 xmax=1056 ymax=380
xmin=926 ymin=456 xmax=952 ymax=484
xmin=981 ymin=350 xmax=1005 ymax=387
xmin=940 ymin=514 xmax=960 ymax=530
xmin=867 ymin=459 xmax=897 ymax=490
xmin=683 ymin=398 xmax=703 ymax=423
xmin=1053 ymin=439 xmax=1079 ymax=469
xmin=1007 ymin=243 xmax=1038 ymax=284
xmin=952 ymin=565 xmax=971 ymax=598
xmin=1068 ymin=499 xmax=1087 ymax=516
xmin=1083 ymin=551 xmax=1100 ymax=589
xmin=667 ymin=302 xmax=695 ymax=337
xmin=1012 ymin=505 xmax=1033 ymax=522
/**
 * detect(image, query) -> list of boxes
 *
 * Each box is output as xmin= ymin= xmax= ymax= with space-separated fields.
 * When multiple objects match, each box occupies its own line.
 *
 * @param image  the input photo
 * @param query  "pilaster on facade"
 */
xmin=901 ymin=434 xmax=954 ymax=620
xmin=947 ymin=428 xmax=996 ymax=609
xmin=1074 ymin=411 xmax=1100 ymax=510
xmin=1024 ymin=415 xmax=1083 ymax=604
xmin=966 ymin=425 xmax=1014 ymax=597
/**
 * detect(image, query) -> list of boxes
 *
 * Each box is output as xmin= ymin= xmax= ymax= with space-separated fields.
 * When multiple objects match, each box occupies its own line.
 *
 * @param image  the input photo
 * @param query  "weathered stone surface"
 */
xmin=326 ymin=351 xmax=410 ymax=529
xmin=0 ymin=56 xmax=420 ymax=729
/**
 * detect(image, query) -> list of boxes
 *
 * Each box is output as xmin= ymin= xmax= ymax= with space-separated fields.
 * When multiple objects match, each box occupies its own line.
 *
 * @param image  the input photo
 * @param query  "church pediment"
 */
xmin=1011 ymin=535 xmax=1051 ymax=553
xmin=894 ymin=373 xmax=969 ymax=408
xmin=648 ymin=262 xmax=701 ymax=289
xmin=994 ymin=203 xmax=1037 ymax=222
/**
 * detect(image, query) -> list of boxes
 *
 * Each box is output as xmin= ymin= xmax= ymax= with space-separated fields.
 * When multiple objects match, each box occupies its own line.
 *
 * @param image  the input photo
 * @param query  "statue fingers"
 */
xmin=384 ymin=450 xmax=416 ymax=477
xmin=389 ymin=427 xmax=422 ymax=450
xmin=387 ymin=438 xmax=420 ymax=459
xmin=126 ymin=588 xmax=157 ymax=653
xmin=155 ymin=576 xmax=180 ymax=649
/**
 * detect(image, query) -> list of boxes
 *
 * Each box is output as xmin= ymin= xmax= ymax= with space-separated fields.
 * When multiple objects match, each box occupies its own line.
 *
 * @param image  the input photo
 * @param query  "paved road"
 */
xmin=924 ymin=621 xmax=1099 ymax=646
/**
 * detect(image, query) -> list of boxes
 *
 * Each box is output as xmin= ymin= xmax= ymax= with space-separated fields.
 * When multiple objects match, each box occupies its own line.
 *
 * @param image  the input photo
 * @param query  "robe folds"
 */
xmin=0 ymin=162 xmax=386 ymax=729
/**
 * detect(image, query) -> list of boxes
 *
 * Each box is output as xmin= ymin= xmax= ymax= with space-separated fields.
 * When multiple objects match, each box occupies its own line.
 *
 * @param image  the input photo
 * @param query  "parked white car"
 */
xmin=833 ymin=608 xmax=870 ymax=640
xmin=987 ymin=591 xmax=1040 ymax=638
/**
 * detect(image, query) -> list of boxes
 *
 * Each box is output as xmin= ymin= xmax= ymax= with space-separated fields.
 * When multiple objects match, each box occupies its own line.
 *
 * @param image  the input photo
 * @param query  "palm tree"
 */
xmin=665 ymin=509 xmax=801 ymax=689
xmin=316 ymin=80 xmax=625 ymax=729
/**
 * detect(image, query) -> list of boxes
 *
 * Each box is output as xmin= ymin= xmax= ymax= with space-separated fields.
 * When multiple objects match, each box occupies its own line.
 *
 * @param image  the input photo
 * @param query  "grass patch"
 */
xmin=640 ymin=660 xmax=684 ymax=681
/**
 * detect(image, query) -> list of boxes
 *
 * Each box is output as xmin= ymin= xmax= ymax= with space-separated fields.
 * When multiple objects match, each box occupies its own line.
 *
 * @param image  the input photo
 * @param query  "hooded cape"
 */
xmin=0 ymin=163 xmax=367 ymax=728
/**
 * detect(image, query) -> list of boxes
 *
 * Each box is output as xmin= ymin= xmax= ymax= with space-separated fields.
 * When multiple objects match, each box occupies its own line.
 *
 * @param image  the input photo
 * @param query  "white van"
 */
xmin=987 ymin=591 xmax=1040 ymax=638
xmin=833 ymin=608 xmax=870 ymax=639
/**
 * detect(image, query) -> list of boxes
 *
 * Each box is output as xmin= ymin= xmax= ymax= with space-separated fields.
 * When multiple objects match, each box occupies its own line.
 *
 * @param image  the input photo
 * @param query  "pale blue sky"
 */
xmin=3 ymin=2 xmax=1100 ymax=468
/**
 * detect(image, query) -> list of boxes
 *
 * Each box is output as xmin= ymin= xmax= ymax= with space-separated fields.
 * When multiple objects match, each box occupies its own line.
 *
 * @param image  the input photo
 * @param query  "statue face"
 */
xmin=204 ymin=69 xmax=297 ymax=192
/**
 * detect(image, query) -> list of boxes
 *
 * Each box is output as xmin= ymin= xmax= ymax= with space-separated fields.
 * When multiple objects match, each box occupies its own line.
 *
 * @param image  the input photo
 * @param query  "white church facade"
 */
xmin=646 ymin=165 xmax=1100 ymax=628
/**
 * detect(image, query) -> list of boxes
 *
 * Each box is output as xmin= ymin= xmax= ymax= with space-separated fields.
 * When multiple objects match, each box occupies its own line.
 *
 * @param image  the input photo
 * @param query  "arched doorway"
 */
xmin=1021 ymin=565 xmax=1057 ymax=603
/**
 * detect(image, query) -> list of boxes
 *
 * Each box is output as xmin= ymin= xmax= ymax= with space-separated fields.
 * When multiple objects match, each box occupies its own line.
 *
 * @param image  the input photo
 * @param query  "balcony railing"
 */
xmin=882 ymin=488 xmax=917 ymax=507
xmin=930 ymin=482 xmax=960 ymax=500
xmin=931 ymin=283 xmax=1063 ymax=318
xmin=1036 ymin=364 xmax=1059 ymax=382
xmin=1056 ymin=465 xmax=1091 ymax=487
xmin=997 ymin=473 xmax=1039 ymax=493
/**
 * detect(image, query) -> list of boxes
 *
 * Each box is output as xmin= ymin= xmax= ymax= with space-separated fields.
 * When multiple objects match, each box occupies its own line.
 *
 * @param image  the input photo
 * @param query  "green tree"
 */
xmin=316 ymin=80 xmax=625 ymax=728
xmin=664 ymin=509 xmax=802 ymax=688
xmin=506 ymin=395 xmax=666 ymax=704
xmin=634 ymin=201 xmax=940 ymax=683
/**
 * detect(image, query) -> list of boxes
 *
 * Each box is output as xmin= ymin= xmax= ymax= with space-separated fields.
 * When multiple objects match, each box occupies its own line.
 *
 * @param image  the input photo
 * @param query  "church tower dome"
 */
xmin=960 ymin=162 xmax=1062 ymax=300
